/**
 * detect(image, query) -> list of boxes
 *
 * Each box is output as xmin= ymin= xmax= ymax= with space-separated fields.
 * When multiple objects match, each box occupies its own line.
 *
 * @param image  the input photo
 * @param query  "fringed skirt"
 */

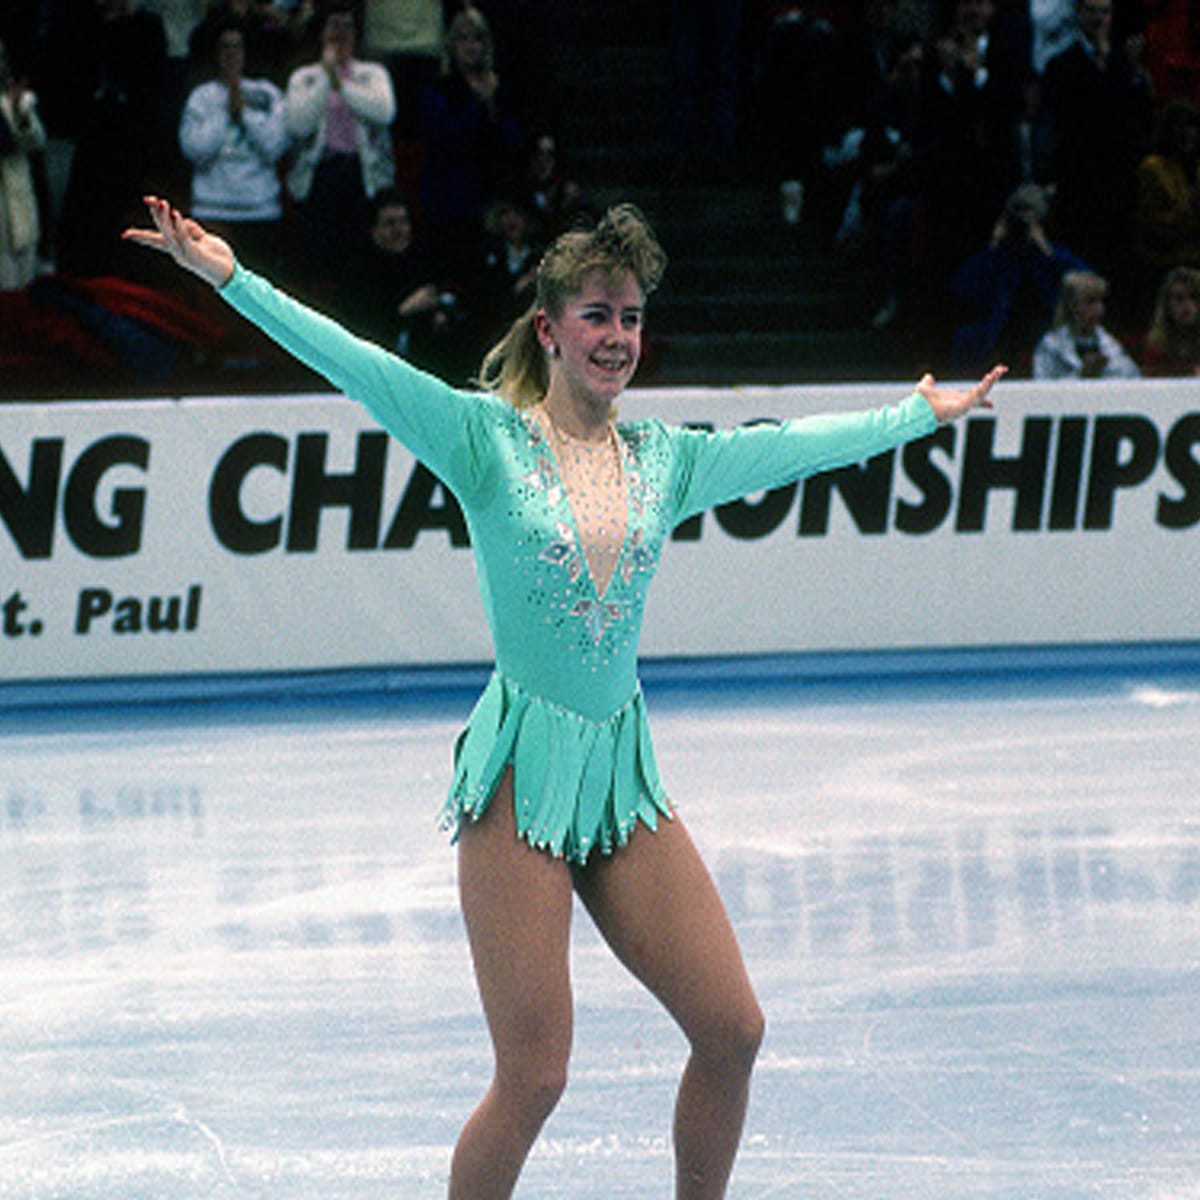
xmin=439 ymin=671 xmax=672 ymax=864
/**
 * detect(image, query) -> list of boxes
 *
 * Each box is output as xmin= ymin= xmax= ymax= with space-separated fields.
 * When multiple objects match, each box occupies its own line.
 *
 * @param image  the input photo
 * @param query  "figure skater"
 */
xmin=124 ymin=195 xmax=1005 ymax=1200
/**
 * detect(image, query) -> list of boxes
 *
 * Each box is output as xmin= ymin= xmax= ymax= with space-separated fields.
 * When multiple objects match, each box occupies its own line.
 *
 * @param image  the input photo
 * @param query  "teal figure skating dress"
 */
xmin=221 ymin=266 xmax=939 ymax=862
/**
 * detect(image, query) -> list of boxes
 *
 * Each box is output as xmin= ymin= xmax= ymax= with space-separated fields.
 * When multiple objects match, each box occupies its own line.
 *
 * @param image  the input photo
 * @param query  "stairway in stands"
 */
xmin=543 ymin=1 xmax=917 ymax=387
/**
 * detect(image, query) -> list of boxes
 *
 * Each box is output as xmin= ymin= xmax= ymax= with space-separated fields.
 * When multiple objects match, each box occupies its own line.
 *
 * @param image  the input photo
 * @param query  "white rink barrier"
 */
xmin=2 ymin=377 xmax=1198 ymax=684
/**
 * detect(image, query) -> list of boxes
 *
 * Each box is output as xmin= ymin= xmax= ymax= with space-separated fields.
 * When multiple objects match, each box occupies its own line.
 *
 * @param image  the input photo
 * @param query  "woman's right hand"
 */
xmin=122 ymin=196 xmax=236 ymax=288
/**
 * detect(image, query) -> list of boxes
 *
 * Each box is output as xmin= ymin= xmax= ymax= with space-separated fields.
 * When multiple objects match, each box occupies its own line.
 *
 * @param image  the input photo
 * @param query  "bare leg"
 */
xmin=575 ymin=815 xmax=765 ymax=1200
xmin=449 ymin=769 xmax=576 ymax=1200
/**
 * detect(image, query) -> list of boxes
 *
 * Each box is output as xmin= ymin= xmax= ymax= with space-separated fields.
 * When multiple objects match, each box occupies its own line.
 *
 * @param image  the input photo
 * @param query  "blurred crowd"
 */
xmin=0 ymin=0 xmax=592 ymax=392
xmin=753 ymin=0 xmax=1200 ymax=379
xmin=3 ymin=0 xmax=1200 ymax=395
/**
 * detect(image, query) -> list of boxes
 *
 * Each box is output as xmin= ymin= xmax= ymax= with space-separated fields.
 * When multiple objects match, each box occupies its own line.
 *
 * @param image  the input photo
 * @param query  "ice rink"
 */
xmin=2 ymin=655 xmax=1198 ymax=1200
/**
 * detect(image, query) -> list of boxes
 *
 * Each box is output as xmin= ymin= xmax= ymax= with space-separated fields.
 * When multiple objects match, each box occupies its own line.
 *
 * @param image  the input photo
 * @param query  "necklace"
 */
xmin=542 ymin=402 xmax=612 ymax=445
xmin=541 ymin=405 xmax=624 ymax=486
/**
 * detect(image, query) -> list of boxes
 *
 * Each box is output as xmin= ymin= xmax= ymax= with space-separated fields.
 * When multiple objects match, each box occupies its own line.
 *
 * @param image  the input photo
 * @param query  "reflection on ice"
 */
xmin=1 ymin=668 xmax=1198 ymax=1199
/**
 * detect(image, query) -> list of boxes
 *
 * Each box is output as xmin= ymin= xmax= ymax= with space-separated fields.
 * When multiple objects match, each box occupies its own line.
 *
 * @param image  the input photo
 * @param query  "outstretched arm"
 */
xmin=121 ymin=196 xmax=491 ymax=499
xmin=916 ymin=364 xmax=1007 ymax=423
xmin=122 ymin=196 xmax=235 ymax=288
xmin=669 ymin=364 xmax=1008 ymax=522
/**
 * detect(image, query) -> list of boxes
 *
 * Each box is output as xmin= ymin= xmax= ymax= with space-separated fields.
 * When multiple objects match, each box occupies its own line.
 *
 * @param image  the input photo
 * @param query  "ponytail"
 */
xmin=477 ymin=303 xmax=548 ymax=409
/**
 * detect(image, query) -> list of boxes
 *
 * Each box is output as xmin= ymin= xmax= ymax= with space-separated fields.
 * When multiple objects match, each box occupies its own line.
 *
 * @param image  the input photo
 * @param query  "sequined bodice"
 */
xmin=219 ymin=264 xmax=939 ymax=723
xmin=531 ymin=407 xmax=627 ymax=598
xmin=468 ymin=407 xmax=669 ymax=722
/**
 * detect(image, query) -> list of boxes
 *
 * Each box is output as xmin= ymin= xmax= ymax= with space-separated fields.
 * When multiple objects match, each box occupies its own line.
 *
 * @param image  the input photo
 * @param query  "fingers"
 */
xmin=915 ymin=362 xmax=1007 ymax=424
xmin=120 ymin=227 xmax=168 ymax=252
xmin=972 ymin=363 xmax=1008 ymax=409
xmin=151 ymin=197 xmax=185 ymax=248
xmin=121 ymin=194 xmax=170 ymax=250
xmin=122 ymin=197 xmax=176 ymax=252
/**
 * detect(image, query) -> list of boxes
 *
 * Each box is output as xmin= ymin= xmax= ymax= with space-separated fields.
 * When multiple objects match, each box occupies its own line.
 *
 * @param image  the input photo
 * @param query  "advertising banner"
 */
xmin=1 ymin=378 xmax=1197 ymax=684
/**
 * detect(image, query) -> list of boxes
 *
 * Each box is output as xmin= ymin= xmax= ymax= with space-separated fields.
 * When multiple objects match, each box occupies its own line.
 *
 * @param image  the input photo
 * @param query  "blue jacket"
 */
xmin=951 ymin=238 xmax=1088 ymax=374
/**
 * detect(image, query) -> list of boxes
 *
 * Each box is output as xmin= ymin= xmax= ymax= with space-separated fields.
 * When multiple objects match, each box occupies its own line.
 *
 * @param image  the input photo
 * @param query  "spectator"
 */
xmin=1029 ymin=0 xmax=1076 ymax=71
xmin=437 ymin=0 xmax=553 ymax=127
xmin=418 ymin=5 xmax=523 ymax=271
xmin=1006 ymin=69 xmax=1055 ymax=188
xmin=517 ymin=129 xmax=591 ymax=239
xmin=142 ymin=0 xmax=208 ymax=123
xmin=0 ymin=36 xmax=48 ymax=291
xmin=56 ymin=0 xmax=170 ymax=279
xmin=189 ymin=0 xmax=315 ymax=89
xmin=1032 ymin=268 xmax=1141 ymax=378
xmin=361 ymin=0 xmax=444 ymax=139
xmin=1042 ymin=0 xmax=1154 ymax=297
xmin=1141 ymin=264 xmax=1200 ymax=376
xmin=179 ymin=20 xmax=289 ymax=277
xmin=285 ymin=2 xmax=396 ymax=295
xmin=829 ymin=0 xmax=921 ymax=138
xmin=334 ymin=187 xmax=472 ymax=381
xmin=1134 ymin=98 xmax=1200 ymax=277
xmin=753 ymin=6 xmax=841 ymax=229
xmin=951 ymin=183 xmax=1089 ymax=375
xmin=833 ymin=20 xmax=926 ymax=329
xmin=465 ymin=193 xmax=543 ymax=360
xmin=914 ymin=0 xmax=1031 ymax=324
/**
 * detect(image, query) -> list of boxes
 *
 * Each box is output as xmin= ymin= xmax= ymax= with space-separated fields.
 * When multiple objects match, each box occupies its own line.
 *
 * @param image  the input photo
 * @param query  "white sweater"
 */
xmin=1032 ymin=324 xmax=1141 ymax=380
xmin=284 ymin=59 xmax=396 ymax=203
xmin=179 ymin=78 xmax=289 ymax=222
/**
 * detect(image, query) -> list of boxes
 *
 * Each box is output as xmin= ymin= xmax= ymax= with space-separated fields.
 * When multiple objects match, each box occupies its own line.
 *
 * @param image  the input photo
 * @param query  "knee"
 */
xmin=496 ymin=1059 xmax=569 ymax=1134
xmin=693 ymin=999 xmax=765 ymax=1076
xmin=525 ymin=1064 xmax=569 ymax=1123
xmin=733 ymin=1001 xmax=767 ymax=1068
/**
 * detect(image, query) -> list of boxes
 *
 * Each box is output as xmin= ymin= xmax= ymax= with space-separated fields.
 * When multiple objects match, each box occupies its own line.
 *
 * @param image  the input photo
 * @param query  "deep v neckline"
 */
xmin=528 ymin=408 xmax=630 ymax=602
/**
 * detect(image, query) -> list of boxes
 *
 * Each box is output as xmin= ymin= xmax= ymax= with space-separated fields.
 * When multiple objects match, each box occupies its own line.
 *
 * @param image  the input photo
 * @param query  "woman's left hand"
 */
xmin=122 ymin=196 xmax=236 ymax=288
xmin=916 ymin=364 xmax=1007 ymax=423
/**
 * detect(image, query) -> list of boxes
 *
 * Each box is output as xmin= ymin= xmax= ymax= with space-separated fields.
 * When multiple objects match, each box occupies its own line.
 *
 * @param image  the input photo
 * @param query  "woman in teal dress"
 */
xmin=126 ymin=196 xmax=1004 ymax=1200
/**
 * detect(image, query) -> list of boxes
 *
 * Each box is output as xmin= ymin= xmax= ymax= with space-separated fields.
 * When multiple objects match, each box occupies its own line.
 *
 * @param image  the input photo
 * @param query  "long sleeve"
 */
xmin=665 ymin=392 xmax=939 ymax=522
xmin=339 ymin=61 xmax=395 ymax=128
xmin=285 ymin=64 xmax=329 ymax=138
xmin=0 ymin=90 xmax=47 ymax=155
xmin=219 ymin=264 xmax=493 ymax=499
xmin=1032 ymin=326 xmax=1077 ymax=379
xmin=179 ymin=84 xmax=228 ymax=166
xmin=1097 ymin=328 xmax=1141 ymax=379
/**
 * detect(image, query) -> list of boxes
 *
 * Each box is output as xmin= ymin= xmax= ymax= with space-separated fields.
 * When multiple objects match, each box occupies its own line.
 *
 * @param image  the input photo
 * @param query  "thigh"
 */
xmin=457 ymin=769 xmax=576 ymax=1068
xmin=574 ymin=813 xmax=760 ymax=1046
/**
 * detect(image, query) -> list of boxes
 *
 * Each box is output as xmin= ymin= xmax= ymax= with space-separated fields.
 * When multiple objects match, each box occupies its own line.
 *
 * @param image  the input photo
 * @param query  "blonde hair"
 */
xmin=1146 ymin=264 xmax=1200 ymax=353
xmin=445 ymin=6 xmax=494 ymax=74
xmin=1052 ymin=270 xmax=1108 ymax=329
xmin=478 ymin=203 xmax=668 ymax=408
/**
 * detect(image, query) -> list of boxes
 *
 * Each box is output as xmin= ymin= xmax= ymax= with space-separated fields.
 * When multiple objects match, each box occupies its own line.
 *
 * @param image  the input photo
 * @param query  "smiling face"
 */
xmin=539 ymin=269 xmax=645 ymax=413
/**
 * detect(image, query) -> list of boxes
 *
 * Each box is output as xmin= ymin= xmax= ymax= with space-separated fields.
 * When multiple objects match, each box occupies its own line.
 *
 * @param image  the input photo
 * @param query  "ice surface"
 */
xmin=2 ymin=665 xmax=1198 ymax=1199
